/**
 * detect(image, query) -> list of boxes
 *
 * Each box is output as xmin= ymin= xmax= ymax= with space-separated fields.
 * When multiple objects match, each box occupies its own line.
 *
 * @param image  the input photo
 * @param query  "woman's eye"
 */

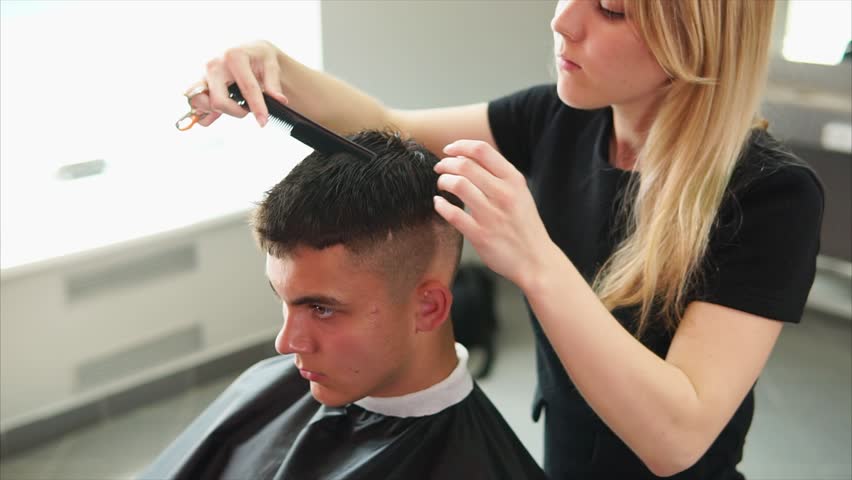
xmin=311 ymin=305 xmax=335 ymax=319
xmin=599 ymin=2 xmax=625 ymax=20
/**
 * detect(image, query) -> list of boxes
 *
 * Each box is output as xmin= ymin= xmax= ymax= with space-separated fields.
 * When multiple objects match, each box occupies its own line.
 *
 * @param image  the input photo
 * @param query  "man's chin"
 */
xmin=309 ymin=383 xmax=360 ymax=407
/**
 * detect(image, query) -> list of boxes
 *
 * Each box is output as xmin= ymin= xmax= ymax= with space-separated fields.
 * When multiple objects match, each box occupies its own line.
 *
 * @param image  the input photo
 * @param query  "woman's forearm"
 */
xmin=522 ymin=244 xmax=707 ymax=475
xmin=276 ymin=49 xmax=393 ymax=135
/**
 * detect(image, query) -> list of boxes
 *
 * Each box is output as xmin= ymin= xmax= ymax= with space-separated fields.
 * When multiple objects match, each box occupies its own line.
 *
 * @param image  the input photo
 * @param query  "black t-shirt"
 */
xmin=488 ymin=84 xmax=824 ymax=479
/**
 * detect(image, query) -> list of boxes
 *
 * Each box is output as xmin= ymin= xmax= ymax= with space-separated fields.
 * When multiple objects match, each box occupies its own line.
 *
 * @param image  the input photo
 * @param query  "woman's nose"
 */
xmin=551 ymin=0 xmax=585 ymax=43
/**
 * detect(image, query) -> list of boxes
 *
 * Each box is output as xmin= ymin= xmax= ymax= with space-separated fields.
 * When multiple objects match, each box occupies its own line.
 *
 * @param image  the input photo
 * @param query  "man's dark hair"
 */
xmin=252 ymin=130 xmax=464 ymax=295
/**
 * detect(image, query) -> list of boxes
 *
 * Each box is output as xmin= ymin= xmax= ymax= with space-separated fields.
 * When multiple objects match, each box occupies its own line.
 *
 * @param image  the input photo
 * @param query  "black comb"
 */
xmin=227 ymin=83 xmax=376 ymax=161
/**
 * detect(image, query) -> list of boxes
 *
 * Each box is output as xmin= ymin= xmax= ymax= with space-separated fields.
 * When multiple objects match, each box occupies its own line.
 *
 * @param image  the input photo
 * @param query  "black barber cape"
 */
xmin=139 ymin=344 xmax=545 ymax=480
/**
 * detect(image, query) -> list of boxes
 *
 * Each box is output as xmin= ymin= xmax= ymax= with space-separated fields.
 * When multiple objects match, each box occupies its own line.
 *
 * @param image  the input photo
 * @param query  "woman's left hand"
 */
xmin=434 ymin=140 xmax=558 ymax=290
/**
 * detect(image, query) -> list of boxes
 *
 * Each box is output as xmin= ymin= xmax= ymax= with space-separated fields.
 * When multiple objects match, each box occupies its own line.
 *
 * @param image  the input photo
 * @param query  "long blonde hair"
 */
xmin=592 ymin=0 xmax=776 ymax=337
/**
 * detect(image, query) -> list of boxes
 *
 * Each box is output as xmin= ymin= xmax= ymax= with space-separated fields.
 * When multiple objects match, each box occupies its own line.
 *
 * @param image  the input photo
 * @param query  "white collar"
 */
xmin=354 ymin=343 xmax=474 ymax=418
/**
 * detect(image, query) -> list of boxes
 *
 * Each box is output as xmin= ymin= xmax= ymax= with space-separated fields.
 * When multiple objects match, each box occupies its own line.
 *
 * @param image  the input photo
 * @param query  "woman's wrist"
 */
xmin=275 ymin=48 xmax=296 ymax=94
xmin=518 ymin=240 xmax=568 ymax=299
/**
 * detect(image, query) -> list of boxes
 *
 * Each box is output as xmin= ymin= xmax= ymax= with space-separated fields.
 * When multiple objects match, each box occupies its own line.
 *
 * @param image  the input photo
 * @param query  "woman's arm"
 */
xmin=434 ymin=139 xmax=784 ymax=476
xmin=190 ymin=40 xmax=495 ymax=156
xmin=524 ymin=252 xmax=782 ymax=476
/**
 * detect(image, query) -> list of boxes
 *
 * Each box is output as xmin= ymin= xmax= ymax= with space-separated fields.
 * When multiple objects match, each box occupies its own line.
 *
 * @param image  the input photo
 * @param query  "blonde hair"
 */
xmin=592 ymin=0 xmax=776 ymax=337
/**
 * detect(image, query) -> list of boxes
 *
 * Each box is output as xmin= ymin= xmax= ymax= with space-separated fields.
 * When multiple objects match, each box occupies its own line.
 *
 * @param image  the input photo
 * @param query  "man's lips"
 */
xmin=298 ymin=367 xmax=325 ymax=382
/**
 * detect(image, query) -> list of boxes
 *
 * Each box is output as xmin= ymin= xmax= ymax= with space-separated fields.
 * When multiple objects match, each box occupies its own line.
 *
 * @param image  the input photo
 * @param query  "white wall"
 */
xmin=0 ymin=218 xmax=280 ymax=427
xmin=320 ymin=0 xmax=557 ymax=108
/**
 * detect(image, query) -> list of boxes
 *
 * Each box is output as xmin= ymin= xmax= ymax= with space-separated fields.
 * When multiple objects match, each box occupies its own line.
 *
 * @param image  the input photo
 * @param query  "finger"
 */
xmin=196 ymin=110 xmax=222 ymax=127
xmin=261 ymin=57 xmax=288 ymax=104
xmin=225 ymin=49 xmax=269 ymax=126
xmin=267 ymin=90 xmax=289 ymax=106
xmin=442 ymin=140 xmax=517 ymax=180
xmin=187 ymin=88 xmax=210 ymax=111
xmin=184 ymin=88 xmax=223 ymax=127
xmin=206 ymin=59 xmax=249 ymax=119
xmin=434 ymin=195 xmax=480 ymax=240
xmin=434 ymin=155 xmax=505 ymax=200
xmin=436 ymin=173 xmax=491 ymax=219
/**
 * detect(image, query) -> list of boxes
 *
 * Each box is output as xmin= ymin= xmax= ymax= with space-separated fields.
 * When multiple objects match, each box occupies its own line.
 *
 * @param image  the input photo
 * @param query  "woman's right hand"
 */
xmin=181 ymin=38 xmax=492 ymax=158
xmin=186 ymin=40 xmax=290 ymax=128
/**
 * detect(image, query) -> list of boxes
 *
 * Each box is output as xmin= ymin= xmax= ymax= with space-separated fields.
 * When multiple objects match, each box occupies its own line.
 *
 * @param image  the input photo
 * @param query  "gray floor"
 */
xmin=1 ymin=278 xmax=850 ymax=480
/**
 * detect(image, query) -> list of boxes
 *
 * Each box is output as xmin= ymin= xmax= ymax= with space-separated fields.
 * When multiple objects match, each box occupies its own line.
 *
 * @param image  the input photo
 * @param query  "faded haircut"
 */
xmin=251 ymin=130 xmax=464 ymax=298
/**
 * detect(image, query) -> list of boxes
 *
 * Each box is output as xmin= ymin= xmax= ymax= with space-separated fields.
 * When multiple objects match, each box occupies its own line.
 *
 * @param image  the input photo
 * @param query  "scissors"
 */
xmin=175 ymin=84 xmax=210 ymax=131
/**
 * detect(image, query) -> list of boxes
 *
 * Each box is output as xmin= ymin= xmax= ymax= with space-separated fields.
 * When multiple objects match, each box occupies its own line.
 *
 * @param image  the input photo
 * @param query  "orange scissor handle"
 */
xmin=176 ymin=84 xmax=210 ymax=131
xmin=176 ymin=110 xmax=209 ymax=131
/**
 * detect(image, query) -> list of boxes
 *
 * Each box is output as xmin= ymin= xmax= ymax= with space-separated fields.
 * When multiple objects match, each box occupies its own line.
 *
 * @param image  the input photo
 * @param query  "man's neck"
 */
xmin=412 ymin=334 xmax=460 ymax=391
xmin=369 ymin=326 xmax=460 ymax=398
xmin=354 ymin=340 xmax=473 ymax=417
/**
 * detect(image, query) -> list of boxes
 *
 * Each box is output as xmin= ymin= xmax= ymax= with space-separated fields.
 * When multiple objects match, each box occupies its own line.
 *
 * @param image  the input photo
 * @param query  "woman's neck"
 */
xmin=609 ymin=93 xmax=665 ymax=171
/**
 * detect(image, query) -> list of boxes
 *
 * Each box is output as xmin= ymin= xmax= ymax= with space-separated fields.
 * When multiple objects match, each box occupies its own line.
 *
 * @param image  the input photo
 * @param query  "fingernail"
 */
xmin=270 ymin=92 xmax=288 ymax=105
xmin=443 ymin=143 xmax=455 ymax=153
xmin=257 ymin=114 xmax=268 ymax=127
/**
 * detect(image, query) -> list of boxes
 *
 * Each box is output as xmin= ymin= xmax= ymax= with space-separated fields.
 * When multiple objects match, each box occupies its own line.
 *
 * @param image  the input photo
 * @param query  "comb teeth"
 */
xmin=268 ymin=115 xmax=294 ymax=133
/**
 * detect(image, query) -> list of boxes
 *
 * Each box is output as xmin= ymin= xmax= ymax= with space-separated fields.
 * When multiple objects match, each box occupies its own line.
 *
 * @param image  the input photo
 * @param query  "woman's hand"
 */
xmin=185 ymin=40 xmax=290 ymax=128
xmin=434 ymin=140 xmax=559 ymax=290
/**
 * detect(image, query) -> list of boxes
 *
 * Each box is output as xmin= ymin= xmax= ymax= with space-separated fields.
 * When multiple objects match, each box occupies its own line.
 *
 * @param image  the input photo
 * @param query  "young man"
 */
xmin=139 ymin=130 xmax=545 ymax=480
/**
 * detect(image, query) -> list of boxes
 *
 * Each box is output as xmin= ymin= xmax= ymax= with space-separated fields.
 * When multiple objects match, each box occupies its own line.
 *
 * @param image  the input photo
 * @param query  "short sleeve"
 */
xmin=698 ymin=164 xmax=825 ymax=323
xmin=487 ymin=84 xmax=561 ymax=175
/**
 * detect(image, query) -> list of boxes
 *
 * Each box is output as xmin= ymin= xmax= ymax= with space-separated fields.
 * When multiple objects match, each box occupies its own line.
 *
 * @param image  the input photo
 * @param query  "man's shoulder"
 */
xmin=238 ymin=353 xmax=298 ymax=380
xmin=224 ymin=354 xmax=305 ymax=397
xmin=422 ymin=383 xmax=546 ymax=479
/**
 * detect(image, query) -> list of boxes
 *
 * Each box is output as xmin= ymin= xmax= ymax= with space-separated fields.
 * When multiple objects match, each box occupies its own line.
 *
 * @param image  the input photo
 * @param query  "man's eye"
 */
xmin=311 ymin=305 xmax=335 ymax=319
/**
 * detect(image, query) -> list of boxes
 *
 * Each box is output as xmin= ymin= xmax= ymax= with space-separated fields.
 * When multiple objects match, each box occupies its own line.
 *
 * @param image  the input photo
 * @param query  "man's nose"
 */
xmin=275 ymin=312 xmax=316 ymax=355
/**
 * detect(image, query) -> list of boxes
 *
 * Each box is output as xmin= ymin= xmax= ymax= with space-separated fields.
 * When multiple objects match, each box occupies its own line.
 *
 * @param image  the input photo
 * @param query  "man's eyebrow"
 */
xmin=290 ymin=295 xmax=345 ymax=307
xmin=267 ymin=281 xmax=344 ymax=307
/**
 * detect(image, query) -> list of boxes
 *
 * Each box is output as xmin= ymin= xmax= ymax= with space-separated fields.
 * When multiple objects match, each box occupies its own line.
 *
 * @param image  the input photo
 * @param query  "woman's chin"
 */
xmin=555 ymin=81 xmax=607 ymax=111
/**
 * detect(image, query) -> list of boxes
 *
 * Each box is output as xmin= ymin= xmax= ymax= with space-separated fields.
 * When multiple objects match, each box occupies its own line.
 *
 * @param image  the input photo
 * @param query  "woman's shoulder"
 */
xmin=701 ymin=130 xmax=825 ymax=324
xmin=488 ymin=84 xmax=608 ymax=173
xmin=728 ymin=129 xmax=824 ymax=205
xmin=489 ymin=83 xmax=603 ymax=126
xmin=712 ymin=129 xmax=825 ymax=252
xmin=492 ymin=83 xmax=561 ymax=110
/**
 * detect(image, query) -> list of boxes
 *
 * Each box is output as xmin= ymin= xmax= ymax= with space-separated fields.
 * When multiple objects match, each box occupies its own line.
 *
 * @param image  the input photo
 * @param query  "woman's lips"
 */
xmin=557 ymin=56 xmax=581 ymax=71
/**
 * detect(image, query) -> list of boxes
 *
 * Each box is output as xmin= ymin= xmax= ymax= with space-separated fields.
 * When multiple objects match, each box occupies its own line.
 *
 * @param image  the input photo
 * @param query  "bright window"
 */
xmin=0 ymin=1 xmax=321 ymax=271
xmin=782 ymin=0 xmax=851 ymax=65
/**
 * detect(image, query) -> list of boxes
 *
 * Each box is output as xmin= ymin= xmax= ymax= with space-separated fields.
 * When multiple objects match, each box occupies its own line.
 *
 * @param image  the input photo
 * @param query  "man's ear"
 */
xmin=415 ymin=280 xmax=452 ymax=333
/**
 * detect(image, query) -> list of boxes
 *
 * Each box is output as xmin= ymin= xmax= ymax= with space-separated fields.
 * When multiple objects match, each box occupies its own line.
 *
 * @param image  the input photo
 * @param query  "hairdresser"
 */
xmin=183 ymin=1 xmax=822 ymax=478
